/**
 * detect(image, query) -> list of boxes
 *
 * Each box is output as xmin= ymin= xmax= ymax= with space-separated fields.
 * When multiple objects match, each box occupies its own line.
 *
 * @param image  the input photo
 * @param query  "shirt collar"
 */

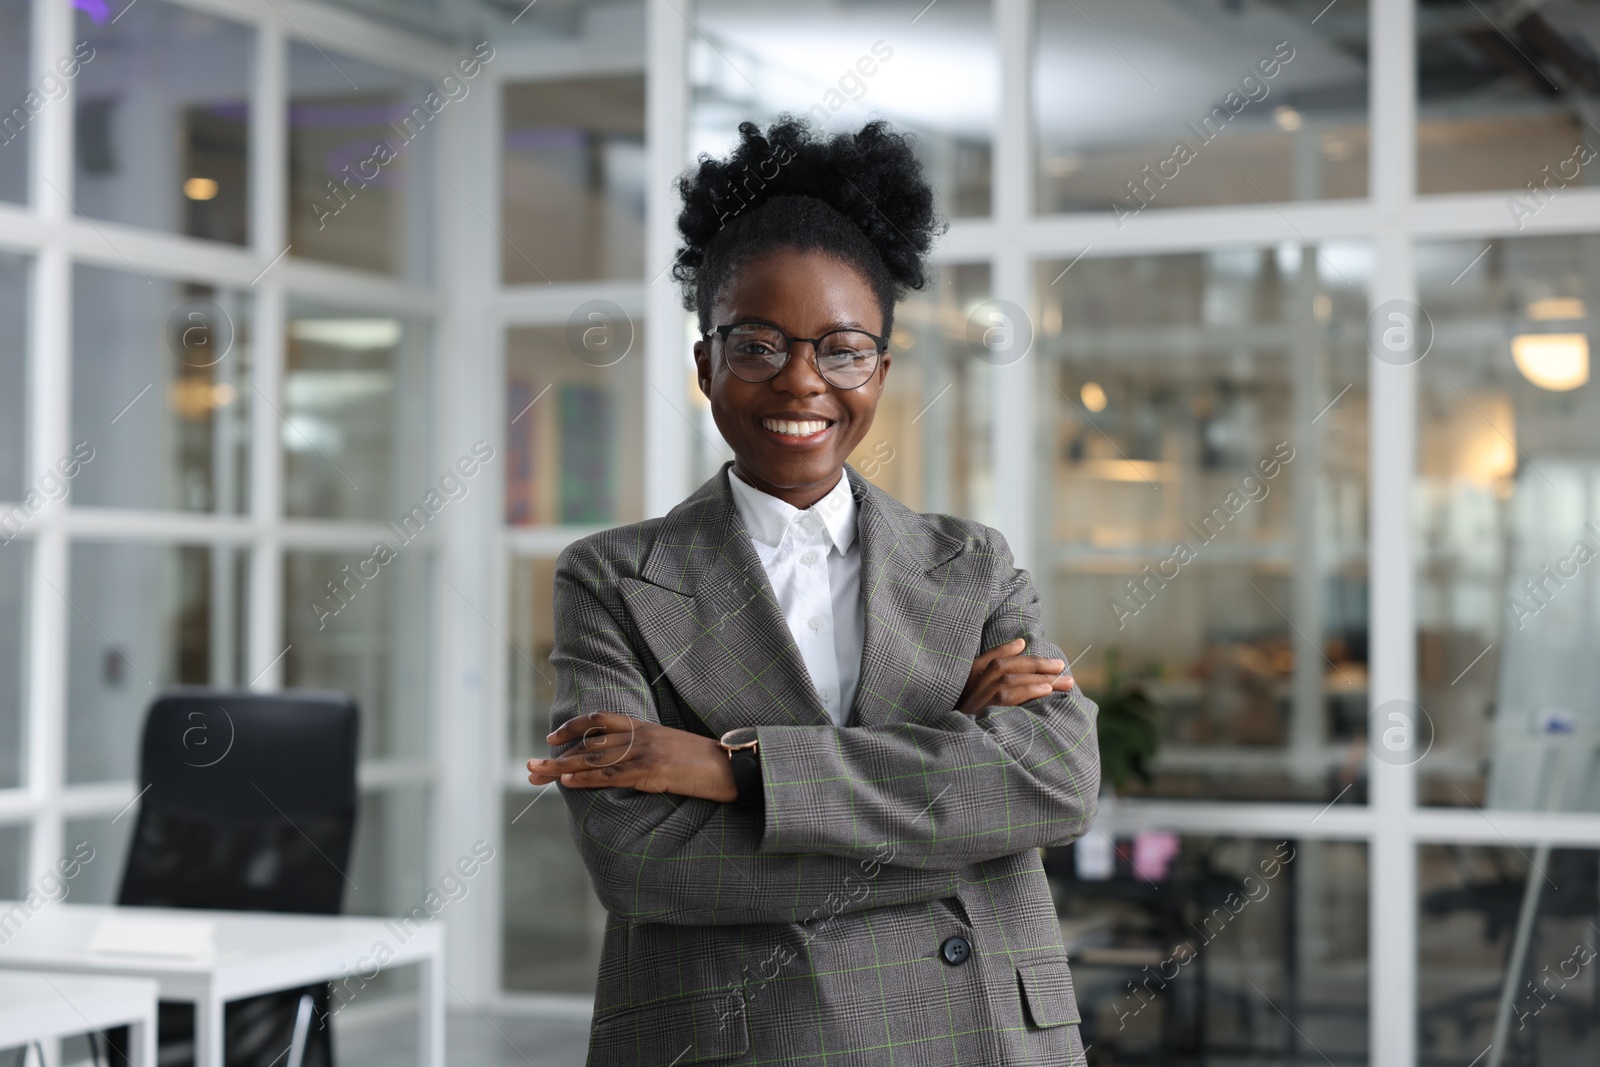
xmin=728 ymin=467 xmax=857 ymax=556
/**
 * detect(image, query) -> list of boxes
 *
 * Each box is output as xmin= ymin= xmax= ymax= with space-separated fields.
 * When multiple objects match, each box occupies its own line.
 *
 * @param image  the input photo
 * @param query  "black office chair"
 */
xmin=1419 ymin=845 xmax=1600 ymax=1064
xmin=105 ymin=688 xmax=359 ymax=1067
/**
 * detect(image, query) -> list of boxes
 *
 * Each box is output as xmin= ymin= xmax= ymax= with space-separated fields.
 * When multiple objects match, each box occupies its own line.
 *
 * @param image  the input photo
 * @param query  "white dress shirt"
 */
xmin=728 ymin=468 xmax=864 ymax=726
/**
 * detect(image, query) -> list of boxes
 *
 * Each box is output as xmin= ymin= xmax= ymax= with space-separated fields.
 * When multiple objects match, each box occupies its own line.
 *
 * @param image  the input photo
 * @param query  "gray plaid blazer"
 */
xmin=550 ymin=462 xmax=1100 ymax=1066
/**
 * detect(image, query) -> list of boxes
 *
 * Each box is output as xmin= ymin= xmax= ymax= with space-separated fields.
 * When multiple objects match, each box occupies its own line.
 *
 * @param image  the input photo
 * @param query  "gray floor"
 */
xmin=338 ymin=1007 xmax=592 ymax=1067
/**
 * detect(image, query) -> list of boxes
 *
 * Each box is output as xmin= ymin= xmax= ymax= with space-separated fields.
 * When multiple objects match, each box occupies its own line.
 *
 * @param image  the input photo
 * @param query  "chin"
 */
xmin=744 ymin=452 xmax=842 ymax=488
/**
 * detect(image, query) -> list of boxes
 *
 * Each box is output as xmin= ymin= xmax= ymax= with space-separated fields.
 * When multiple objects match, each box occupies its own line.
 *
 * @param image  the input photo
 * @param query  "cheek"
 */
xmin=840 ymin=391 xmax=880 ymax=444
xmin=707 ymin=376 xmax=759 ymax=434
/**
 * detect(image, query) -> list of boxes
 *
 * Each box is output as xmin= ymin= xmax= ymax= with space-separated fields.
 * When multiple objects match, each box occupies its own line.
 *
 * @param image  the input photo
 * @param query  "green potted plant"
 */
xmin=1088 ymin=648 xmax=1161 ymax=791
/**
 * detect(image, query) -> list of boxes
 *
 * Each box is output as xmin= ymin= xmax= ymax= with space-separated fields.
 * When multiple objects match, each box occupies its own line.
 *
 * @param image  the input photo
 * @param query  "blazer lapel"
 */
xmin=846 ymin=467 xmax=993 ymax=729
xmin=617 ymin=465 xmax=832 ymax=738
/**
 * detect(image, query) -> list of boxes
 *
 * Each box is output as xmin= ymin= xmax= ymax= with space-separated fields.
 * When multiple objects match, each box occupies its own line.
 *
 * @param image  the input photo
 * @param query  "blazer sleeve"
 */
xmin=549 ymin=538 xmax=968 ymax=927
xmin=755 ymin=527 xmax=1101 ymax=869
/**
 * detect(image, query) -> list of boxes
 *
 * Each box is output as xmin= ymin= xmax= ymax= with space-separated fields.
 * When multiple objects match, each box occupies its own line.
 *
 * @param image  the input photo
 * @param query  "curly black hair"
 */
xmin=673 ymin=117 xmax=944 ymax=338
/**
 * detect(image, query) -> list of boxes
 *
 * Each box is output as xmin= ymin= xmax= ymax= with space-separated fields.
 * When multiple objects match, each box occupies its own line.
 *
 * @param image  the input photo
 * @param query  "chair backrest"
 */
xmin=116 ymin=687 xmax=360 ymax=915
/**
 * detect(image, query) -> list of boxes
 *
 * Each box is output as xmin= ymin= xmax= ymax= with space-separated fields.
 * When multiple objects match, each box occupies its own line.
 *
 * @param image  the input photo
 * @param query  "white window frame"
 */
xmin=0 ymin=0 xmax=466 ymax=1010
xmin=476 ymin=3 xmax=1600 ymax=1061
xmin=8 ymin=0 xmax=1588 ymax=1051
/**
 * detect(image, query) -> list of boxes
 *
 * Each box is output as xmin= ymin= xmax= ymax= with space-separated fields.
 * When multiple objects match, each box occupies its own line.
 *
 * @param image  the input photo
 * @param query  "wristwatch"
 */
xmin=718 ymin=727 xmax=763 ymax=811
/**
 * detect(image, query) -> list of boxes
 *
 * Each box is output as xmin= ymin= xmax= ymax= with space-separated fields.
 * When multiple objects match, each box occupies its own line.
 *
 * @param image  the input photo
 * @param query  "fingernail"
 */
xmin=560 ymin=773 xmax=573 ymax=783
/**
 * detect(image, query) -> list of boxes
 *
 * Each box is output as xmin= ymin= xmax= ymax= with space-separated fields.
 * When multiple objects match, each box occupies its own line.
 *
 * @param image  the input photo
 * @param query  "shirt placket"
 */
xmin=788 ymin=514 xmax=842 ymax=722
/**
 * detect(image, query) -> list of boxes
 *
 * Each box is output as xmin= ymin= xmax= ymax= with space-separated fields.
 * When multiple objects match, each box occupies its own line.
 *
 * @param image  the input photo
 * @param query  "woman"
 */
xmin=527 ymin=118 xmax=1100 ymax=1066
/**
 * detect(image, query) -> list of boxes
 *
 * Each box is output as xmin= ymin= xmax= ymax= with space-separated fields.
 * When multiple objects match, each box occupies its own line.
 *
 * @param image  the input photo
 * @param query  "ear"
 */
xmin=693 ymin=339 xmax=712 ymax=398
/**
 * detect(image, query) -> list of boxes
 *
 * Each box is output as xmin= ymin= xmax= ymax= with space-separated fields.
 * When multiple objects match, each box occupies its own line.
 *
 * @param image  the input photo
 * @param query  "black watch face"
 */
xmin=721 ymin=726 xmax=760 ymax=748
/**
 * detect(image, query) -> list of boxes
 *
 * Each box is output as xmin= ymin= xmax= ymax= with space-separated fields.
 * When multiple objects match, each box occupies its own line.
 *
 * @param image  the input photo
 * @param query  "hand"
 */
xmin=956 ymin=638 xmax=1074 ymax=715
xmin=527 ymin=711 xmax=739 ymax=803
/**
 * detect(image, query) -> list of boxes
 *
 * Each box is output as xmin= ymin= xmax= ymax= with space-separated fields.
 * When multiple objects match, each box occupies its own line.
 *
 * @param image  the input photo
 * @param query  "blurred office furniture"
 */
xmin=0 ymin=972 xmax=157 ymax=1067
xmin=0 ymin=903 xmax=443 ymax=1067
xmin=113 ymin=688 xmax=359 ymax=1067
xmin=1047 ymin=837 xmax=1270 ymax=1066
xmin=1421 ymin=462 xmax=1600 ymax=1066
xmin=1420 ymin=846 xmax=1599 ymax=1063
xmin=1046 ymin=839 xmax=1194 ymax=1063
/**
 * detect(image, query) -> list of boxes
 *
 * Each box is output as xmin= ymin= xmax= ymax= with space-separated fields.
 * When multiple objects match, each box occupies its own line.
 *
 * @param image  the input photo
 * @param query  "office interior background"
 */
xmin=1 ymin=0 xmax=1599 ymax=1062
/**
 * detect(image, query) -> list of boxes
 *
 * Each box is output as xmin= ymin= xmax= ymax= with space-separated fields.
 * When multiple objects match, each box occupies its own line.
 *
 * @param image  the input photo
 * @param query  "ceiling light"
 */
xmin=1080 ymin=381 xmax=1108 ymax=412
xmin=290 ymin=318 xmax=403 ymax=350
xmin=1511 ymin=333 xmax=1589 ymax=392
xmin=1273 ymin=107 xmax=1302 ymax=132
xmin=184 ymin=177 xmax=219 ymax=201
xmin=1527 ymin=297 xmax=1585 ymax=322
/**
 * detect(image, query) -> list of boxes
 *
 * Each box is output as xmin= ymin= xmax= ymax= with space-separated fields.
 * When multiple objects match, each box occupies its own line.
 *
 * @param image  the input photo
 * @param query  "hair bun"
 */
xmin=673 ymin=117 xmax=944 ymax=318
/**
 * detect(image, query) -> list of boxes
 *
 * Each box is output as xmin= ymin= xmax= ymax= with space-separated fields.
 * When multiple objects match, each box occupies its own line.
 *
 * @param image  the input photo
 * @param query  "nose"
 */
xmin=769 ymin=341 xmax=828 ymax=397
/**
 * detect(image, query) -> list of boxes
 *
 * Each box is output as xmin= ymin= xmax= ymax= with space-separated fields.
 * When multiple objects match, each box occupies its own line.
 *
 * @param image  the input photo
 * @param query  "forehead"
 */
xmin=713 ymin=247 xmax=883 ymax=333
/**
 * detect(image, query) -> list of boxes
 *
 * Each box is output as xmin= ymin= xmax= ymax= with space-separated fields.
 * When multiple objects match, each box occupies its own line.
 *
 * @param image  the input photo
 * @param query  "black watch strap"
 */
xmin=729 ymin=748 xmax=764 ymax=812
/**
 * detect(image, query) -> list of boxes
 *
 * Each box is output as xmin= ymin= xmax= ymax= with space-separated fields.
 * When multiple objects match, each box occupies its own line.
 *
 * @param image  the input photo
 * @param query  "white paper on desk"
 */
xmin=87 ymin=915 xmax=217 ymax=960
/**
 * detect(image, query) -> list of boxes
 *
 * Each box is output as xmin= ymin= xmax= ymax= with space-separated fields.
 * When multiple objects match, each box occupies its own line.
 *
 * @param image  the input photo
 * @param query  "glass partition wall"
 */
xmin=489 ymin=1 xmax=1600 ymax=1062
xmin=0 ymin=0 xmax=451 ymax=1021
xmin=5 ymin=0 xmax=1600 ymax=1057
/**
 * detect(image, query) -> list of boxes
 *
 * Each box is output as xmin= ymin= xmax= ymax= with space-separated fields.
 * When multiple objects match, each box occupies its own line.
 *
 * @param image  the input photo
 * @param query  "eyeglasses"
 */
xmin=706 ymin=322 xmax=888 ymax=390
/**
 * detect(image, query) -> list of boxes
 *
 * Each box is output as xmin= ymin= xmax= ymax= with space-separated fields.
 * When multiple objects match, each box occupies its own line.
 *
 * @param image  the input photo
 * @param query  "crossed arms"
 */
xmin=531 ymin=531 xmax=1100 ymax=926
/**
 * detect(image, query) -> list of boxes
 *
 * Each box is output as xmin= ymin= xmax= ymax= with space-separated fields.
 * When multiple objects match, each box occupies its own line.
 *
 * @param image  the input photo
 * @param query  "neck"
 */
xmin=731 ymin=463 xmax=844 ymax=510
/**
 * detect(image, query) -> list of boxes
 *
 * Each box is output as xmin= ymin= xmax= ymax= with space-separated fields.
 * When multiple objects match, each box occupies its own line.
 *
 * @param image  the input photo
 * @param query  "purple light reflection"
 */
xmin=73 ymin=0 xmax=110 ymax=24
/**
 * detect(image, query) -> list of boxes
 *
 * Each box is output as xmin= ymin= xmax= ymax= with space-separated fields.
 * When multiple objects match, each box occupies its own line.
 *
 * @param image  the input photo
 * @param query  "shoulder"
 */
xmin=557 ymin=465 xmax=733 ymax=587
xmin=554 ymin=517 xmax=667 ymax=587
xmin=850 ymin=470 xmax=1012 ymax=565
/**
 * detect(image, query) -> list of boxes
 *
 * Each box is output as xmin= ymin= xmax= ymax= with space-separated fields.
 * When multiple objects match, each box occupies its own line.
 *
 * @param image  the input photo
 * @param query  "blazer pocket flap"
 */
xmin=1016 ymin=956 xmax=1082 ymax=1028
xmin=591 ymin=990 xmax=750 ymax=1064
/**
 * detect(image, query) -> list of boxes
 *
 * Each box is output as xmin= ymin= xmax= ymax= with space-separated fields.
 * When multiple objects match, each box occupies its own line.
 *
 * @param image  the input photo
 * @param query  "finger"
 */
xmin=972 ymin=638 xmax=1026 ymax=672
xmin=996 ymin=681 xmax=1056 ymax=706
xmin=980 ymin=658 xmax=1061 ymax=689
xmin=529 ymin=750 xmax=629 ymax=777
xmin=1052 ymin=674 xmax=1076 ymax=691
xmin=527 ymin=771 xmax=562 ymax=786
xmin=966 ymin=680 xmax=1033 ymax=710
xmin=984 ymin=673 xmax=1054 ymax=697
xmin=573 ymin=729 xmax=612 ymax=750
xmin=557 ymin=766 xmax=638 ymax=790
xmin=546 ymin=710 xmax=615 ymax=746
xmin=991 ymin=655 xmax=1066 ymax=675
xmin=547 ymin=711 xmax=633 ymax=746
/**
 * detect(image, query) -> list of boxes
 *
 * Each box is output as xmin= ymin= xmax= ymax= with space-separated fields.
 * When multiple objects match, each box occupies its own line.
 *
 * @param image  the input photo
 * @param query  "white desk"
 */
xmin=0 ymin=972 xmax=157 ymax=1066
xmin=0 ymin=903 xmax=443 ymax=1067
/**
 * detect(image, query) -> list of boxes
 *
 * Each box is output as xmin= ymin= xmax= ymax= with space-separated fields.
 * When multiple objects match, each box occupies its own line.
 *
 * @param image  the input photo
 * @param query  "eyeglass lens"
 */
xmin=720 ymin=324 xmax=880 ymax=387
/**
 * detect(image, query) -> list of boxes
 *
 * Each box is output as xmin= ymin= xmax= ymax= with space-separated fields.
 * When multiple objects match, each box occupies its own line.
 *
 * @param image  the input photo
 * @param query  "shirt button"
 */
xmin=808 ymin=616 xmax=825 ymax=631
xmin=940 ymin=936 xmax=972 ymax=966
xmin=801 ymin=551 xmax=818 ymax=565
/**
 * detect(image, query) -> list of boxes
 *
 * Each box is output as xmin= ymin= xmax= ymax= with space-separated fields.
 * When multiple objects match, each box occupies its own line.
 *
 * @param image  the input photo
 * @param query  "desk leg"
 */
xmin=130 ymin=1013 xmax=157 ymax=1067
xmin=418 ymin=955 xmax=445 ymax=1067
xmin=195 ymin=990 xmax=225 ymax=1067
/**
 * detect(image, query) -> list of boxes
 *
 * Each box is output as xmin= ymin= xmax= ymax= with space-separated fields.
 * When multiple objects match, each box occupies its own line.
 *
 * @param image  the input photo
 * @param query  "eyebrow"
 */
xmin=726 ymin=316 xmax=874 ymax=334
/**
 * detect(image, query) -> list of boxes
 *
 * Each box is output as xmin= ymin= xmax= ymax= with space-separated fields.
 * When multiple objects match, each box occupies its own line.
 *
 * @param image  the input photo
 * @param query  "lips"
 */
xmin=760 ymin=417 xmax=833 ymax=437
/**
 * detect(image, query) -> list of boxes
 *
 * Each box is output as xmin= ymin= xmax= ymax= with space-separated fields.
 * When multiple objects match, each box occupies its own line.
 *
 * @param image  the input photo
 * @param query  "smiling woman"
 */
xmin=529 ymin=118 xmax=1101 ymax=1067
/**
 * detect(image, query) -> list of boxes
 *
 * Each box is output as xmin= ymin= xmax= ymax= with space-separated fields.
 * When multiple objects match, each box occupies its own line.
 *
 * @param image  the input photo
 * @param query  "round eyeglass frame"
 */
xmin=706 ymin=322 xmax=889 ymax=390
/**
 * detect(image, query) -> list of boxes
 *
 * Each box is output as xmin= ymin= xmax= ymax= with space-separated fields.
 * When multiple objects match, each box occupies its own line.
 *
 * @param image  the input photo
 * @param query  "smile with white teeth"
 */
xmin=761 ymin=417 xmax=831 ymax=437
